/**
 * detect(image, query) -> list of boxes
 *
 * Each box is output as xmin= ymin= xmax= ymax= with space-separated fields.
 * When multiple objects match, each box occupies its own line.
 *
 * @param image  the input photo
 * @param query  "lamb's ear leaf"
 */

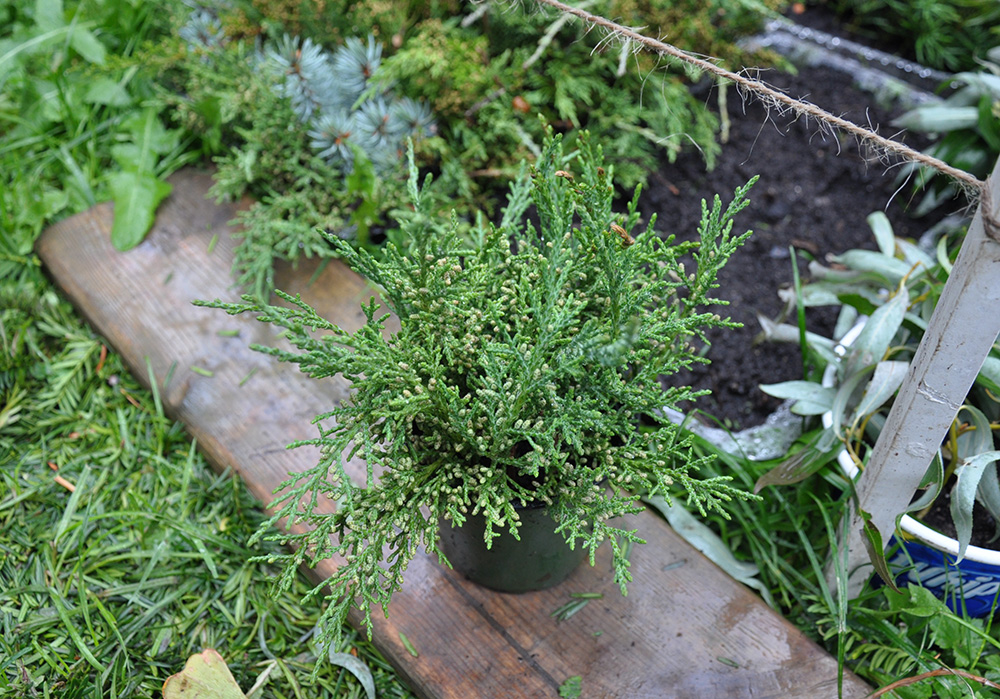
xmin=867 ymin=211 xmax=896 ymax=257
xmin=852 ymin=360 xmax=909 ymax=420
xmin=162 ymin=649 xmax=246 ymax=699
xmin=758 ymin=380 xmax=836 ymax=416
xmin=957 ymin=405 xmax=995 ymax=461
xmin=976 ymin=356 xmax=1000 ymax=394
xmin=843 ymin=289 xmax=907 ymax=380
xmin=831 ymin=366 xmax=874 ymax=438
xmin=905 ymin=452 xmax=944 ymax=514
xmin=976 ymin=460 xmax=1000 ymax=540
xmin=755 ymin=315 xmax=839 ymax=364
xmin=326 ymin=653 xmax=376 ymax=699
xmin=643 ymin=494 xmax=772 ymax=606
xmin=858 ymin=507 xmax=900 ymax=593
xmin=832 ymin=249 xmax=913 ymax=283
xmin=951 ymin=451 xmax=1000 ymax=562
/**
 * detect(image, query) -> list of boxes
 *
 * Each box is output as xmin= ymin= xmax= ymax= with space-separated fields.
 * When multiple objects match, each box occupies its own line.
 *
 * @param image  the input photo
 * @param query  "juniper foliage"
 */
xmin=201 ymin=132 xmax=758 ymax=655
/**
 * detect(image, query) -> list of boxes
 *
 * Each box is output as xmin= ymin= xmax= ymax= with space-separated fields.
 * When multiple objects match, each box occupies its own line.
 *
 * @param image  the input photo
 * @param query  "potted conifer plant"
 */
xmin=200 ymin=131 xmax=758 ymax=651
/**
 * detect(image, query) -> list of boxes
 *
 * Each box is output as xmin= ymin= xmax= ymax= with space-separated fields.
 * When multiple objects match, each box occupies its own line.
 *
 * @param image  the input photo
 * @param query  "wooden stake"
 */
xmin=836 ymin=157 xmax=1000 ymax=596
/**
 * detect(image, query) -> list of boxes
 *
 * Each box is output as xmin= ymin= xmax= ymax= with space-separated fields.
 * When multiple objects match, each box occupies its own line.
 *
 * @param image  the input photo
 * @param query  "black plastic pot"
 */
xmin=438 ymin=502 xmax=588 ymax=593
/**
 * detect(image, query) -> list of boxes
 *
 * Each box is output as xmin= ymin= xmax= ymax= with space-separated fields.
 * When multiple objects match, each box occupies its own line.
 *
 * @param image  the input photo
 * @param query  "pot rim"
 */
xmin=822 ymin=321 xmax=1000 ymax=567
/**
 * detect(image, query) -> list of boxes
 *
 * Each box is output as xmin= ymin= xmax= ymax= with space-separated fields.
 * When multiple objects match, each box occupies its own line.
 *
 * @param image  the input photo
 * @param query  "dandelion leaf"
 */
xmin=108 ymin=171 xmax=172 ymax=251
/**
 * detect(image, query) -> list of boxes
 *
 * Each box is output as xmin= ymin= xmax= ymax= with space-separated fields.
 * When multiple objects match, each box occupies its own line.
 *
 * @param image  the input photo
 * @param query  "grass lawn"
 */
xmin=5 ymin=1 xmax=1000 ymax=698
xmin=0 ymin=2 xmax=415 ymax=696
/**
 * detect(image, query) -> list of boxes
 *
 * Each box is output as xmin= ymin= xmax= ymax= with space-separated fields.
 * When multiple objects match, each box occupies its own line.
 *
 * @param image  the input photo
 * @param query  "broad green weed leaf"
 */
xmin=897 ymin=585 xmax=946 ymax=618
xmin=123 ymin=109 xmax=178 ymax=154
xmin=951 ymin=451 xmax=1000 ymax=561
xmin=84 ymin=77 xmax=130 ymax=106
xmin=108 ymin=171 xmax=172 ymax=251
xmin=853 ymin=360 xmax=909 ymax=419
xmin=867 ymin=212 xmax=896 ymax=257
xmin=559 ymin=676 xmax=583 ymax=698
xmin=33 ymin=0 xmax=63 ymax=33
xmin=162 ymin=649 xmax=246 ymax=699
xmin=108 ymin=109 xmax=177 ymax=248
xmin=32 ymin=0 xmax=105 ymax=64
xmin=881 ymin=585 xmax=910 ymax=612
xmin=21 ymin=186 xmax=69 ymax=225
xmin=759 ymin=380 xmax=836 ymax=416
xmin=68 ymin=26 xmax=105 ymax=65
xmin=929 ymin=613 xmax=985 ymax=668
xmin=858 ymin=507 xmax=900 ymax=592
xmin=111 ymin=143 xmax=155 ymax=173
xmin=327 ymin=652 xmax=376 ymax=699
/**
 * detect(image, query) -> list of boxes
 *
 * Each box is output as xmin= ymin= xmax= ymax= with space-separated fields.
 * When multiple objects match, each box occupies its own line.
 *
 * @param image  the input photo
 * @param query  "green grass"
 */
xmin=0 ymin=1 xmax=414 ymax=696
xmin=0 ymin=273 xmax=416 ymax=699
xmin=689 ymin=408 xmax=1000 ymax=697
xmin=5 ymin=1 xmax=1000 ymax=697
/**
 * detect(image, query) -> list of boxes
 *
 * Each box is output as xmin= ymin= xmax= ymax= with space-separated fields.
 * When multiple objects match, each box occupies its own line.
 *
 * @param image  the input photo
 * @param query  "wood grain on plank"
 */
xmin=36 ymin=169 xmax=870 ymax=698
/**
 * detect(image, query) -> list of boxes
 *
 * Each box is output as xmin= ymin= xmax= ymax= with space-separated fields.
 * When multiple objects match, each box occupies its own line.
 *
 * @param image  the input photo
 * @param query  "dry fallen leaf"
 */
xmin=162 ymin=649 xmax=246 ymax=699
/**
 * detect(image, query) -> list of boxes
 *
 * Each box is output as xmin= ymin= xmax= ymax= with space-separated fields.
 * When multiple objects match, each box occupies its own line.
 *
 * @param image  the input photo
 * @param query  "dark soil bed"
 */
xmin=920 ymin=489 xmax=1000 ymax=550
xmin=645 ymin=61 xmax=953 ymax=429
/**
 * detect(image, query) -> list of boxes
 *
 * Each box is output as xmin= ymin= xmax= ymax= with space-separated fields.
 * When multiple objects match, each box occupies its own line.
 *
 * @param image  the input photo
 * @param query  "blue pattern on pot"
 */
xmin=885 ymin=536 xmax=1000 ymax=617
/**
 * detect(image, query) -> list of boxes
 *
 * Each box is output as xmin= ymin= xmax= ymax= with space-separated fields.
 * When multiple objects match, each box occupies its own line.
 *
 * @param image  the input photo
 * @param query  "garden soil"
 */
xmin=646 ymin=61 xmax=954 ymax=429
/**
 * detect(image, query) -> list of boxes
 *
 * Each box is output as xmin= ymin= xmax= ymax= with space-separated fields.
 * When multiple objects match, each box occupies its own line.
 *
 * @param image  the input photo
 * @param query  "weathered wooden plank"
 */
xmin=838 ymin=159 xmax=1000 ymax=595
xmin=36 ymin=169 xmax=870 ymax=698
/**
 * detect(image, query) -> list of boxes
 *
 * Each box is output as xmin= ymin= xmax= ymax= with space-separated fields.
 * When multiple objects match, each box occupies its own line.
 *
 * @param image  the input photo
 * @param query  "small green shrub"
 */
xmin=200 ymin=132 xmax=759 ymax=654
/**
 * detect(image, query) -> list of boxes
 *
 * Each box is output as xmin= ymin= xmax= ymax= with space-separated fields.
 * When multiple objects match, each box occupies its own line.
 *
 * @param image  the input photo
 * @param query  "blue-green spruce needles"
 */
xmin=199 ymin=133 xmax=759 ymax=658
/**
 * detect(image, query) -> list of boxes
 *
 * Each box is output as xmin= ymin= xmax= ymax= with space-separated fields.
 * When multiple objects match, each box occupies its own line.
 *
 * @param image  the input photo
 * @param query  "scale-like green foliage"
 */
xmin=202 ymin=132 xmax=758 ymax=653
xmin=834 ymin=0 xmax=1000 ymax=72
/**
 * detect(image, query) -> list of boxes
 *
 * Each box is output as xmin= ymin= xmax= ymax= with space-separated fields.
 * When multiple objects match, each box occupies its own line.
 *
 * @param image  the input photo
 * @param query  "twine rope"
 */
xmin=531 ymin=0 xmax=998 ymax=234
xmin=982 ymin=183 xmax=1000 ymax=243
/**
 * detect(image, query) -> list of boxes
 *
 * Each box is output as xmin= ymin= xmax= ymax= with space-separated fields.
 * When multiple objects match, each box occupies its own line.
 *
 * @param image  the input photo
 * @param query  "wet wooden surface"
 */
xmin=37 ymin=169 xmax=871 ymax=698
